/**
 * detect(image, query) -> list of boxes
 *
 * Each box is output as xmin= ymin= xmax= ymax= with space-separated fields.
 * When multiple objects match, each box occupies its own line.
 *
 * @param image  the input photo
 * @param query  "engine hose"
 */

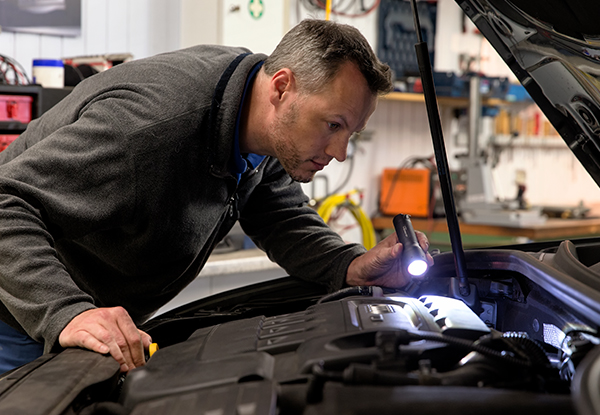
xmin=409 ymin=331 xmax=533 ymax=367
xmin=317 ymin=286 xmax=384 ymax=304
xmin=316 ymin=190 xmax=377 ymax=249
xmin=502 ymin=332 xmax=550 ymax=368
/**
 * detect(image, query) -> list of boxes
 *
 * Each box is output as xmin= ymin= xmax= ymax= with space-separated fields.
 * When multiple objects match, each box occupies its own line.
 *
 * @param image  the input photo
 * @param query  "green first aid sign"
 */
xmin=248 ymin=0 xmax=264 ymax=19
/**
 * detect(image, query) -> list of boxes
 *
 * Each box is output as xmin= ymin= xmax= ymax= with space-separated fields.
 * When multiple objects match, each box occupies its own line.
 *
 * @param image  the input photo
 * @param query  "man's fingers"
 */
xmin=416 ymin=231 xmax=434 ymax=266
xmin=61 ymin=322 xmax=130 ymax=371
xmin=382 ymin=231 xmax=399 ymax=246
xmin=139 ymin=330 xmax=153 ymax=349
xmin=77 ymin=333 xmax=110 ymax=355
xmin=79 ymin=317 xmax=133 ymax=371
xmin=416 ymin=231 xmax=430 ymax=251
xmin=59 ymin=307 xmax=147 ymax=372
xmin=92 ymin=307 xmax=139 ymax=371
xmin=115 ymin=310 xmax=145 ymax=368
xmin=105 ymin=338 xmax=130 ymax=372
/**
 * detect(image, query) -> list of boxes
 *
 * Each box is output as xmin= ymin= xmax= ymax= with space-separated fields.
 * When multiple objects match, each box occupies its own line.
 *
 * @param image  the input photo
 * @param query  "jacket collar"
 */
xmin=208 ymin=52 xmax=267 ymax=179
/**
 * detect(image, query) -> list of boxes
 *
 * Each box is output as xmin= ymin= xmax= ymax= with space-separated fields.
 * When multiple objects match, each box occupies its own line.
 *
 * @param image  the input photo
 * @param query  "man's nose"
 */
xmin=325 ymin=134 xmax=350 ymax=162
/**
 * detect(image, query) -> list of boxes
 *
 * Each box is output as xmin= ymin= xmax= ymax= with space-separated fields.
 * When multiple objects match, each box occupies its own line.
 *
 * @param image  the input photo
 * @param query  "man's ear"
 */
xmin=268 ymin=68 xmax=296 ymax=107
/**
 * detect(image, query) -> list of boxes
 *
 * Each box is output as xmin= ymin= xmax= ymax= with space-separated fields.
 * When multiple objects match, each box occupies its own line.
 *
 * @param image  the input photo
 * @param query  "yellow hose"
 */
xmin=317 ymin=190 xmax=376 ymax=249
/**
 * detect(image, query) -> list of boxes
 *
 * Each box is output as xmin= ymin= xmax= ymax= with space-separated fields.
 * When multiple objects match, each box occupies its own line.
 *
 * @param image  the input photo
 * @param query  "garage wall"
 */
xmin=0 ymin=0 xmax=598 ymax=221
xmin=0 ymin=0 xmax=181 ymax=80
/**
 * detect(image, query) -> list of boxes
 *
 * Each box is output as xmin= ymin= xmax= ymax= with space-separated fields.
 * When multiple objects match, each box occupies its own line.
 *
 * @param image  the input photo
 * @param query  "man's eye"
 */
xmin=328 ymin=122 xmax=341 ymax=131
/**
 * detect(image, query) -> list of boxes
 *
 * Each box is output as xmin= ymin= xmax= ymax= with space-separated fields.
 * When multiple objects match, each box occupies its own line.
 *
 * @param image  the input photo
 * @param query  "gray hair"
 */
xmin=263 ymin=19 xmax=392 ymax=96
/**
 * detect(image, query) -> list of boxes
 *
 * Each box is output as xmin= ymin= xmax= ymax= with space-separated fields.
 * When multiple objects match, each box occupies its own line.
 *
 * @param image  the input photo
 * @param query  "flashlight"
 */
xmin=393 ymin=213 xmax=429 ymax=277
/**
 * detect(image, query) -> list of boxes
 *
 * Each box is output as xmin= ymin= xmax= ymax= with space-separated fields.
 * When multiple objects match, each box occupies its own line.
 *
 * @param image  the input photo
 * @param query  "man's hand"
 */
xmin=59 ymin=307 xmax=152 ymax=372
xmin=346 ymin=231 xmax=434 ymax=288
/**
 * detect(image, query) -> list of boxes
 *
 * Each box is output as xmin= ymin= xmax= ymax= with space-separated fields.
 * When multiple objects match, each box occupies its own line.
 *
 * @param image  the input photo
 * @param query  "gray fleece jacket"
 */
xmin=0 ymin=45 xmax=366 ymax=353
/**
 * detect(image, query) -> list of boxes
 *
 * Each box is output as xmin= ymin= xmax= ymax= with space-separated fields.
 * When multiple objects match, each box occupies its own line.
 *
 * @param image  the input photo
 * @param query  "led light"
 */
xmin=407 ymin=259 xmax=428 ymax=277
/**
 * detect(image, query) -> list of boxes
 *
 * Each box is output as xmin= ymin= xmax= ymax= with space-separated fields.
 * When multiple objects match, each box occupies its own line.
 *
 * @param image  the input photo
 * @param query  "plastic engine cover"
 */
xmin=121 ymin=295 xmax=490 ymax=413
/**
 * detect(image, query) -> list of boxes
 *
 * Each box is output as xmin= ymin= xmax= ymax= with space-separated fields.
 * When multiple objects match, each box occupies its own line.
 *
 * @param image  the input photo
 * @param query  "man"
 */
xmin=0 ymin=19 xmax=432 ymax=374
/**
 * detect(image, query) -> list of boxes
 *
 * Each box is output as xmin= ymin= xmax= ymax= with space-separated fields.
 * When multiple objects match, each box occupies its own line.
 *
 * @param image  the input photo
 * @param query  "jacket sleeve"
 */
xmin=238 ymin=158 xmax=367 ymax=292
xmin=0 ymin=94 xmax=136 ymax=353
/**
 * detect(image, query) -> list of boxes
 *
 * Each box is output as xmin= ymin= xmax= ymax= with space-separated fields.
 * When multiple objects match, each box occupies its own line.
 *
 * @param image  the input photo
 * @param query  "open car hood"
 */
xmin=5 ymin=2 xmax=600 ymax=415
xmin=459 ymin=0 xmax=600 ymax=185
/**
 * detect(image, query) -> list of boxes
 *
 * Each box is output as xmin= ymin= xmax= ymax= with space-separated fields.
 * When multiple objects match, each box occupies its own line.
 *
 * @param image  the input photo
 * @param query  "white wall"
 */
xmin=300 ymin=0 xmax=600 ymax=220
xmin=1 ymin=0 xmax=599 ymax=230
xmin=0 ymin=0 xmax=182 ymax=80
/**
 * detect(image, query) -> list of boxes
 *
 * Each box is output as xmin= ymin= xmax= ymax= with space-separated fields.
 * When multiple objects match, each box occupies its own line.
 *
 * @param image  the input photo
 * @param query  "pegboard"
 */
xmin=377 ymin=0 xmax=437 ymax=80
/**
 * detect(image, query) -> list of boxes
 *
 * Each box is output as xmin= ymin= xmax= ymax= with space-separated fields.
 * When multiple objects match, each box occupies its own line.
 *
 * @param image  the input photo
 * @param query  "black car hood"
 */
xmin=456 ymin=0 xmax=600 ymax=185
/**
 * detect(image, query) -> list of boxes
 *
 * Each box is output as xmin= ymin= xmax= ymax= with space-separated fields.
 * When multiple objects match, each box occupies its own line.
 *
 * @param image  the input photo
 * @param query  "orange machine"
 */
xmin=379 ymin=168 xmax=432 ymax=217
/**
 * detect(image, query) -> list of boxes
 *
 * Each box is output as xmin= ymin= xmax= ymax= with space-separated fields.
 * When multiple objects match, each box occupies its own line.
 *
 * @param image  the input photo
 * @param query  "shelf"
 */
xmin=0 ymin=84 xmax=42 ymax=96
xmin=380 ymin=91 xmax=506 ymax=107
xmin=0 ymin=121 xmax=28 ymax=134
xmin=372 ymin=215 xmax=600 ymax=241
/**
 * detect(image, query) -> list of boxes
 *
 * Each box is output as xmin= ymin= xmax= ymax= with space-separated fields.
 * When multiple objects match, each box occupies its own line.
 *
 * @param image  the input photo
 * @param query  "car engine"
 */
xmin=116 ymin=240 xmax=600 ymax=415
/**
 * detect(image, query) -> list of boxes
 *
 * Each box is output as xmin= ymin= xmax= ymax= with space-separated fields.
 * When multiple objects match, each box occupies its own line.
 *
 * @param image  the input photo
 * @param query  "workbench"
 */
xmin=372 ymin=215 xmax=600 ymax=245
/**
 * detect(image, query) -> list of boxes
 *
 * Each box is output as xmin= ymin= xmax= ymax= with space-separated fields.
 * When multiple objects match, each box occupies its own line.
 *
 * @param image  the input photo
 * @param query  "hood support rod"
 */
xmin=408 ymin=0 xmax=471 ymax=298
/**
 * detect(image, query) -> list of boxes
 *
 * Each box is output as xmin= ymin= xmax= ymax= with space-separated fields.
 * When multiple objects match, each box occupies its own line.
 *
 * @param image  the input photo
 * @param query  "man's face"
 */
xmin=269 ymin=62 xmax=377 ymax=183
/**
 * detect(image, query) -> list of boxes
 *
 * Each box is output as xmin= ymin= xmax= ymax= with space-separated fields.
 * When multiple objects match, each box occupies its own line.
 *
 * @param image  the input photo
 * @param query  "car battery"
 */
xmin=379 ymin=168 xmax=432 ymax=217
xmin=0 ymin=95 xmax=33 ymax=123
xmin=0 ymin=134 xmax=19 ymax=152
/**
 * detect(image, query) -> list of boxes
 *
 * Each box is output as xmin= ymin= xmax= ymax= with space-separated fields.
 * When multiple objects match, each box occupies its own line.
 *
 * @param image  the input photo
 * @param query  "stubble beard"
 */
xmin=271 ymin=103 xmax=317 ymax=183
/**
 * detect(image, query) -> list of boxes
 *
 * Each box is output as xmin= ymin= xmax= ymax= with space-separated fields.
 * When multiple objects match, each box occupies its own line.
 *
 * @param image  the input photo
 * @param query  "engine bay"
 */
xmin=113 ymin=238 xmax=600 ymax=415
xmin=1 ymin=239 xmax=600 ymax=415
